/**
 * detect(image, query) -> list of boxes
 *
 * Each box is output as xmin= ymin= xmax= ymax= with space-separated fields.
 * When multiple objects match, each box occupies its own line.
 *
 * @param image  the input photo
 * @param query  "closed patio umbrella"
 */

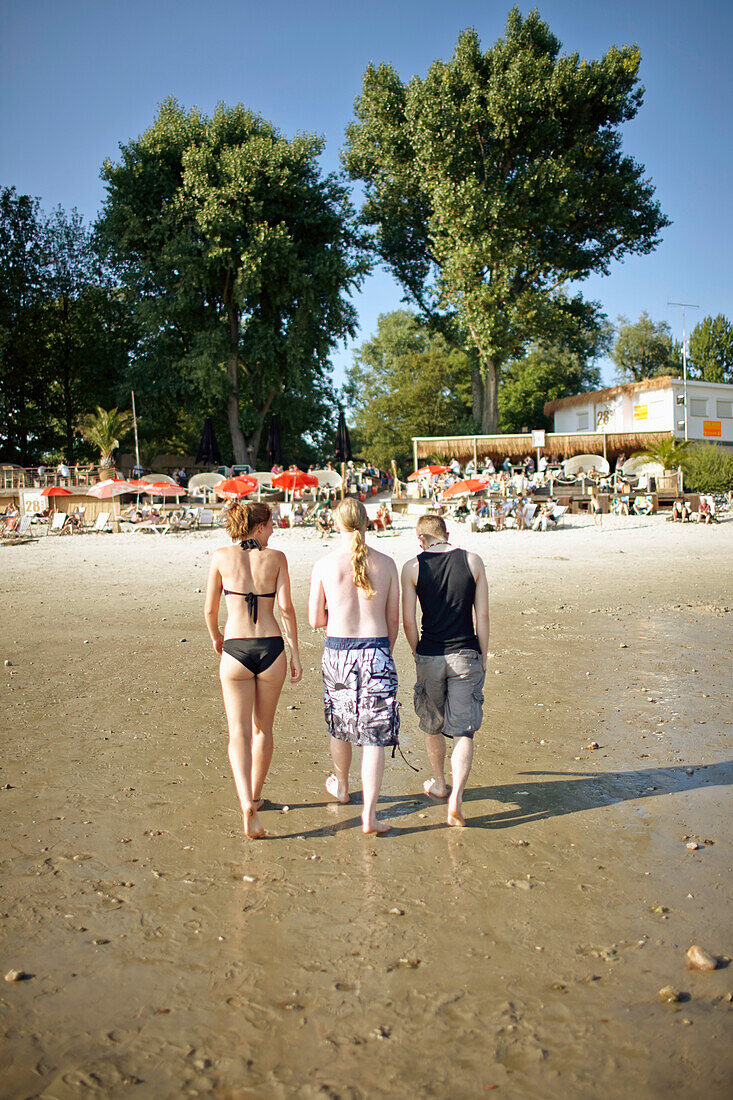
xmin=266 ymin=413 xmax=282 ymax=468
xmin=196 ymin=416 xmax=222 ymax=466
xmin=334 ymin=408 xmax=352 ymax=464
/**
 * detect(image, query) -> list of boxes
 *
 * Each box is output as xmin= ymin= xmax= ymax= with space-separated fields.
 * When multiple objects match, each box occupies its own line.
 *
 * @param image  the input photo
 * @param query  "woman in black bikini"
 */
xmin=205 ymin=501 xmax=302 ymax=839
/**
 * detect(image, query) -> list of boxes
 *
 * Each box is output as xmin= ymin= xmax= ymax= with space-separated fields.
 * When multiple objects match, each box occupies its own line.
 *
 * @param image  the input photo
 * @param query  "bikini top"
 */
xmin=222 ymin=539 xmax=276 ymax=623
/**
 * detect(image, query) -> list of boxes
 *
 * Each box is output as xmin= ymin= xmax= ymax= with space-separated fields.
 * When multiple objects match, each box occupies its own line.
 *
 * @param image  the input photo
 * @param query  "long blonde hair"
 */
xmin=333 ymin=497 xmax=375 ymax=599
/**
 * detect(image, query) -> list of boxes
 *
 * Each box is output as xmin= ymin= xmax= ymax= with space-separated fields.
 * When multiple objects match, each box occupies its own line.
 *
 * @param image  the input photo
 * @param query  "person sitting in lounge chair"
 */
xmin=316 ymin=505 xmax=333 ymax=535
xmin=696 ymin=496 xmax=715 ymax=524
xmin=374 ymin=503 xmax=392 ymax=531
xmin=671 ymin=499 xmax=690 ymax=522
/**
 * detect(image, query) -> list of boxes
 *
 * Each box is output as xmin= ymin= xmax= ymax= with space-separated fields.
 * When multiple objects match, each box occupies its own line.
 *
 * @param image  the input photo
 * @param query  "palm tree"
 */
xmin=77 ymin=406 xmax=133 ymax=469
xmin=633 ymin=436 xmax=689 ymax=472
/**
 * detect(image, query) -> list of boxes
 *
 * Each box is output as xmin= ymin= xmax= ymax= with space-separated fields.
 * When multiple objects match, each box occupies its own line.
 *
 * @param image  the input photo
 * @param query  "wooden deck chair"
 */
xmin=1 ymin=516 xmax=20 ymax=536
xmin=198 ymin=508 xmax=214 ymax=528
xmin=549 ymin=505 xmax=567 ymax=528
xmin=49 ymin=512 xmax=69 ymax=535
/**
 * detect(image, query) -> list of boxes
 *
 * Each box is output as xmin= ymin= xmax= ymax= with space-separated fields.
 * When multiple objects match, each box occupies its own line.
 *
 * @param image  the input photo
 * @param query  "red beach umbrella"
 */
xmin=272 ymin=469 xmax=318 ymax=492
xmin=215 ymin=476 xmax=258 ymax=499
xmin=41 ymin=485 xmax=73 ymax=514
xmin=142 ymin=482 xmax=187 ymax=497
xmin=407 ymin=465 xmax=450 ymax=481
xmin=442 ymin=477 xmax=491 ymax=499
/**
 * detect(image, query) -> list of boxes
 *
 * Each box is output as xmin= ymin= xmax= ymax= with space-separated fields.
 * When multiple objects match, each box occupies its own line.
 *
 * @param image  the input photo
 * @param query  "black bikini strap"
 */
xmin=241 ymin=538 xmax=261 ymax=551
xmin=244 ymin=592 xmax=258 ymax=623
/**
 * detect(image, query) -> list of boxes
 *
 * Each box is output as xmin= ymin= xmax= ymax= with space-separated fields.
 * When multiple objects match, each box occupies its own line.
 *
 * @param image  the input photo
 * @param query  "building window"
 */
xmin=577 ymin=410 xmax=589 ymax=430
xmin=690 ymin=398 xmax=707 ymax=417
xmin=716 ymin=400 xmax=732 ymax=419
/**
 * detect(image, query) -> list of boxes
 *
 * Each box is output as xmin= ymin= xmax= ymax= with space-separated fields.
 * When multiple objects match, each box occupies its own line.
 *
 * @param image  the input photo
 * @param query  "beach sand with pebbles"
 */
xmin=1 ymin=512 xmax=732 ymax=1099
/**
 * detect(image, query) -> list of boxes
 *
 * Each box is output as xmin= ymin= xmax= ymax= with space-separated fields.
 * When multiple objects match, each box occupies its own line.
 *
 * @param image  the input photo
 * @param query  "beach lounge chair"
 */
xmin=1 ymin=515 xmax=38 ymax=544
xmin=49 ymin=512 xmax=69 ymax=535
xmin=89 ymin=512 xmax=111 ymax=532
xmin=198 ymin=508 xmax=214 ymax=528
xmin=1 ymin=516 xmax=20 ymax=536
xmin=548 ymin=505 xmax=567 ymax=528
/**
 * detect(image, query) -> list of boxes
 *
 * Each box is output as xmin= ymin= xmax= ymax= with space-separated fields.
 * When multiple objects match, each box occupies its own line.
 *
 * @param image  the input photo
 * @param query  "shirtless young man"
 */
xmin=308 ymin=497 xmax=400 ymax=835
xmin=401 ymin=514 xmax=489 ymax=827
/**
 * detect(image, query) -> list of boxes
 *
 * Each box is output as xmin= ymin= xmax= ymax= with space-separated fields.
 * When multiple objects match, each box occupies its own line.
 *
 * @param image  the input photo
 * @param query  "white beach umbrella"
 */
xmin=563 ymin=454 xmax=610 ymax=477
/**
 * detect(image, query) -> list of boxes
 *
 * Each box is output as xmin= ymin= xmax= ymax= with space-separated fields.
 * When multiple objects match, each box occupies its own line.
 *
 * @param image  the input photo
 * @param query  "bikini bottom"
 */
xmin=222 ymin=637 xmax=284 ymax=676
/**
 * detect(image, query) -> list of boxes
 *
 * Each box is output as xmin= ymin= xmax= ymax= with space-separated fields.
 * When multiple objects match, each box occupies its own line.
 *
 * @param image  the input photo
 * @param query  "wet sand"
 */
xmin=1 ymin=514 xmax=732 ymax=1098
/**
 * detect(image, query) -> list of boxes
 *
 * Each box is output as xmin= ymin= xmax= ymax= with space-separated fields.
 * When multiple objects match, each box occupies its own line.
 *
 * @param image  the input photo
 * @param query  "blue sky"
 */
xmin=2 ymin=0 xmax=731 ymax=387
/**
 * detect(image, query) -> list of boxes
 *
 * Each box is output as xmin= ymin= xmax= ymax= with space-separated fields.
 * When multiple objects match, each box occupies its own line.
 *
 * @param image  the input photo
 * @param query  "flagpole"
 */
xmin=131 ymin=391 xmax=141 ymax=468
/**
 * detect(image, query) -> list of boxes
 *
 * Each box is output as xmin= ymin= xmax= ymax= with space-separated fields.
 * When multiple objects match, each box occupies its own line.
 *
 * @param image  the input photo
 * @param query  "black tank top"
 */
xmin=416 ymin=548 xmax=479 ymax=655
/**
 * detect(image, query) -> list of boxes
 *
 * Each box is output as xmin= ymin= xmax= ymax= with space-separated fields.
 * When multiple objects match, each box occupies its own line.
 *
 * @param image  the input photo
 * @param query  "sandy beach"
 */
xmin=1 ymin=512 xmax=732 ymax=1099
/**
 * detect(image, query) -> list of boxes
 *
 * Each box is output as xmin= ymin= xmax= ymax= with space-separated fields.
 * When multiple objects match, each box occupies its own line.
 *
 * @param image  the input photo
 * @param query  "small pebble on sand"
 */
xmin=4 ymin=969 xmax=29 ymax=982
xmin=4 ymin=660 xmax=11 ymax=666
xmin=388 ymin=907 xmax=405 ymax=916
xmin=686 ymin=945 xmax=718 ymax=971
xmin=686 ymin=841 xmax=700 ymax=851
xmin=658 ymin=985 xmax=681 ymax=1003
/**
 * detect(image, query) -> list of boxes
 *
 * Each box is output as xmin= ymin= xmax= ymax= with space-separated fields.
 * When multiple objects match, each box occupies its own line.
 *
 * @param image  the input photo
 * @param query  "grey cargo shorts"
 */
xmin=414 ymin=649 xmax=485 ymax=739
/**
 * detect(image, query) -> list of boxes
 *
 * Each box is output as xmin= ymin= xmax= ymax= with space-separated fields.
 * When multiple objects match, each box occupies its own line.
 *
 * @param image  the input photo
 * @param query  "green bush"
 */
xmin=683 ymin=443 xmax=733 ymax=493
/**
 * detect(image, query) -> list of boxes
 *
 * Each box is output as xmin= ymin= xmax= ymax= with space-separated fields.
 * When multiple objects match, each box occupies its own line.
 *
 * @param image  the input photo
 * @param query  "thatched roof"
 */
xmin=414 ymin=430 xmax=672 ymax=465
xmin=543 ymin=376 xmax=676 ymax=416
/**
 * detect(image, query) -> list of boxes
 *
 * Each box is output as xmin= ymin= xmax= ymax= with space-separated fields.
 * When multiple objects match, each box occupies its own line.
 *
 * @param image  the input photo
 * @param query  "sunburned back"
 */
xmin=217 ymin=545 xmax=282 ymax=639
xmin=321 ymin=546 xmax=393 ymax=638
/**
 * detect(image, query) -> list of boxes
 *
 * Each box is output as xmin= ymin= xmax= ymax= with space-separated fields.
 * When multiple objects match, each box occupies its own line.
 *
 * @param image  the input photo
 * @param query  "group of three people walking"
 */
xmin=204 ymin=498 xmax=489 ymax=839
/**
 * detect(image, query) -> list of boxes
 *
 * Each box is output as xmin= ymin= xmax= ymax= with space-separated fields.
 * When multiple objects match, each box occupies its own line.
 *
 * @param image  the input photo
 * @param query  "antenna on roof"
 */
xmin=668 ymin=302 xmax=699 ymax=441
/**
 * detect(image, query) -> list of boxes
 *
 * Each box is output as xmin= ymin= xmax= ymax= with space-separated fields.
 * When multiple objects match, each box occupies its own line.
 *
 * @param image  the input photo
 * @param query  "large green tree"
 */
xmin=612 ymin=312 xmax=681 ymax=382
xmin=343 ymin=8 xmax=668 ymax=432
xmin=344 ymin=310 xmax=474 ymax=472
xmin=0 ymin=187 xmax=49 ymax=463
xmin=97 ymin=99 xmax=367 ymax=465
xmin=688 ymin=314 xmax=733 ymax=384
xmin=42 ymin=206 xmax=129 ymax=463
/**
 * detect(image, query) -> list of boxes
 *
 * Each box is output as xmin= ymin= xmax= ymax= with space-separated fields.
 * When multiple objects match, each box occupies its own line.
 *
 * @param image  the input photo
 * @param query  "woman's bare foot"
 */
xmin=362 ymin=815 xmax=391 ymax=835
xmin=252 ymin=798 xmax=265 ymax=811
xmin=423 ymin=777 xmax=449 ymax=799
xmin=325 ymin=774 xmax=350 ymax=804
xmin=243 ymin=805 xmax=266 ymax=839
xmin=447 ymin=807 xmax=466 ymax=827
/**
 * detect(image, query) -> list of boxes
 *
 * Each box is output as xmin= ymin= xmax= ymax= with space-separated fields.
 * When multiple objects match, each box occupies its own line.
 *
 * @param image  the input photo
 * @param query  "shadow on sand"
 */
xmin=269 ymin=760 xmax=733 ymax=840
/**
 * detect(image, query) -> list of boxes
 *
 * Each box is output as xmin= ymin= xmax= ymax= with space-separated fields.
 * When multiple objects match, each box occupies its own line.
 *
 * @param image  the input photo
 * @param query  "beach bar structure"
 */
xmin=411 ymin=376 xmax=733 ymax=471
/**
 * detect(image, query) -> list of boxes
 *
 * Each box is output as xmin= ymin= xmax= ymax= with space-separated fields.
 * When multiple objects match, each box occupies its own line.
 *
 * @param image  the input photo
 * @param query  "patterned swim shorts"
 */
xmin=322 ymin=637 xmax=400 ymax=747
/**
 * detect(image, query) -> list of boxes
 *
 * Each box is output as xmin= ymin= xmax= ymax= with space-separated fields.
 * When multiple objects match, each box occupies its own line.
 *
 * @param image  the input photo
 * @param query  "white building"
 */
xmin=545 ymin=376 xmax=733 ymax=446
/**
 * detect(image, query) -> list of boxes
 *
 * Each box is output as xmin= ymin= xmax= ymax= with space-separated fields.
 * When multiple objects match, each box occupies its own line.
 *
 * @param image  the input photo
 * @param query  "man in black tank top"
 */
xmin=401 ymin=513 xmax=489 ymax=827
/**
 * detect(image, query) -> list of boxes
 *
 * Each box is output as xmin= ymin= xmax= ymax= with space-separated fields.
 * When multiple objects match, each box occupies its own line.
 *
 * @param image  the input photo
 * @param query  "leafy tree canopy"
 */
xmin=688 ymin=314 xmax=733 ymax=384
xmin=612 ymin=312 xmax=681 ymax=382
xmin=343 ymin=310 xmax=474 ymax=473
xmin=0 ymin=187 xmax=124 ymax=464
xmin=343 ymin=7 xmax=669 ymax=432
xmin=97 ymin=98 xmax=368 ymax=465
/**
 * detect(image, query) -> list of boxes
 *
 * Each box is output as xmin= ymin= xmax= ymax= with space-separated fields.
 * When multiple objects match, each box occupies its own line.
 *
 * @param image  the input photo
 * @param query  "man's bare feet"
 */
xmin=447 ymin=808 xmax=466 ymax=827
xmin=423 ymin=777 xmax=449 ymax=799
xmin=362 ymin=815 xmax=391 ymax=835
xmin=325 ymin=774 xmax=350 ymax=804
xmin=243 ymin=805 xmax=266 ymax=839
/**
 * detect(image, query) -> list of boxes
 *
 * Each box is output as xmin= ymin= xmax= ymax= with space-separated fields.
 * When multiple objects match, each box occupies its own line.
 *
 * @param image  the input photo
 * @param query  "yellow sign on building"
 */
xmin=633 ymin=404 xmax=648 ymax=421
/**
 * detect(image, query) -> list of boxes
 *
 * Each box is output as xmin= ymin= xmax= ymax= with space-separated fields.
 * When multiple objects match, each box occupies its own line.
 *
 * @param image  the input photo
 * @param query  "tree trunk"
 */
xmin=226 ymin=302 xmax=247 ymax=465
xmin=62 ymin=300 xmax=74 ymax=464
xmin=472 ymin=361 xmax=499 ymax=434
xmin=243 ymin=387 xmax=276 ymax=468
